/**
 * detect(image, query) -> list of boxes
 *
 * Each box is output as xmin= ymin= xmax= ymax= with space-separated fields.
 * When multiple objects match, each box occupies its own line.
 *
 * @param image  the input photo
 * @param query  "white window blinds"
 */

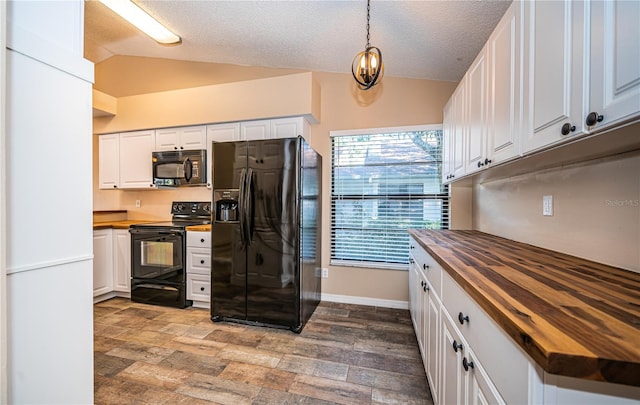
xmin=330 ymin=127 xmax=449 ymax=269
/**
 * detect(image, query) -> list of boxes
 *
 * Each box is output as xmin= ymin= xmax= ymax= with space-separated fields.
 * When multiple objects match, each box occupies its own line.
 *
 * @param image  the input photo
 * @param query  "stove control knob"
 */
xmin=176 ymin=204 xmax=185 ymax=211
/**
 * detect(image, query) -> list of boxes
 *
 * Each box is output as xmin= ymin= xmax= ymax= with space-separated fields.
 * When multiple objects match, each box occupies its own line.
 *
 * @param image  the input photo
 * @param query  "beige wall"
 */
xmin=92 ymin=57 xmax=458 ymax=304
xmin=474 ymin=150 xmax=640 ymax=272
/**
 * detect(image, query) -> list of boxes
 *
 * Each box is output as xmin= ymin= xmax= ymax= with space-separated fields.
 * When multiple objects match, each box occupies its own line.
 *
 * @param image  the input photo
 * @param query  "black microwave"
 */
xmin=152 ymin=149 xmax=207 ymax=187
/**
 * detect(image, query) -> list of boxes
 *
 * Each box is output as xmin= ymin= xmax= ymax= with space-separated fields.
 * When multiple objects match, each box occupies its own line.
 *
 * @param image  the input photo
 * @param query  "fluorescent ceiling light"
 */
xmin=99 ymin=0 xmax=181 ymax=45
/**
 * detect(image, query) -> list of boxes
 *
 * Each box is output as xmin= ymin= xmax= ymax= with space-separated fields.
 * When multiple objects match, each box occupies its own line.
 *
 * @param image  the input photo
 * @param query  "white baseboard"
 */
xmin=321 ymin=293 xmax=408 ymax=310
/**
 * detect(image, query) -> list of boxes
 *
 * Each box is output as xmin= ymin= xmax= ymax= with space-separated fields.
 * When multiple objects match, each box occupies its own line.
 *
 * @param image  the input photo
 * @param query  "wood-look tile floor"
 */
xmin=94 ymin=298 xmax=433 ymax=405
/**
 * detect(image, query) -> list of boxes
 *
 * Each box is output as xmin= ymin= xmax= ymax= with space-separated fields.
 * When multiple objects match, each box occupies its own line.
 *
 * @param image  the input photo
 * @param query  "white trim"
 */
xmin=0 ymin=0 xmax=8 ymax=401
xmin=330 ymin=123 xmax=443 ymax=138
xmin=7 ymin=18 xmax=93 ymax=83
xmin=7 ymin=255 xmax=94 ymax=275
xmin=321 ymin=293 xmax=408 ymax=310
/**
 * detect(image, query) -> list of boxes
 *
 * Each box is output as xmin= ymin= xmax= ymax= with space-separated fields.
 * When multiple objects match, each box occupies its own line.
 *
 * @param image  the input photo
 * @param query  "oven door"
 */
xmin=130 ymin=228 xmax=185 ymax=283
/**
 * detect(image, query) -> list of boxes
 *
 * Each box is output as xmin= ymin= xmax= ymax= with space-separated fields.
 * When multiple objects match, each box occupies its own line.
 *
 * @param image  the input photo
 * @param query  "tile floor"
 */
xmin=94 ymin=298 xmax=433 ymax=404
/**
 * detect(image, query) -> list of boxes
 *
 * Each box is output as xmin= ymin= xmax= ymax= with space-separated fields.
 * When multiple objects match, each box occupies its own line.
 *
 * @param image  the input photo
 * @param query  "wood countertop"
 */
xmin=93 ymin=220 xmax=155 ymax=230
xmin=185 ymin=224 xmax=211 ymax=232
xmin=408 ymin=229 xmax=640 ymax=387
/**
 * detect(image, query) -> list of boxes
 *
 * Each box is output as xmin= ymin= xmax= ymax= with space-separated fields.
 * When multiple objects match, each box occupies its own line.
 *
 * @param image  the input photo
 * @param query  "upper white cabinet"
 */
xmin=588 ymin=0 xmax=640 ymax=132
xmin=119 ymin=130 xmax=156 ymax=189
xmin=206 ymin=122 xmax=241 ymax=188
xmin=443 ymin=85 xmax=466 ymax=182
xmin=155 ymin=125 xmax=206 ymax=151
xmin=271 ymin=117 xmax=311 ymax=140
xmin=465 ymin=47 xmax=489 ymax=174
xmin=443 ymin=0 xmax=640 ymax=184
xmin=487 ymin=0 xmax=522 ymax=164
xmin=98 ymin=130 xmax=156 ymax=189
xmin=98 ymin=134 xmax=120 ymax=189
xmin=523 ymin=1 xmax=587 ymax=153
xmin=241 ymin=120 xmax=272 ymax=140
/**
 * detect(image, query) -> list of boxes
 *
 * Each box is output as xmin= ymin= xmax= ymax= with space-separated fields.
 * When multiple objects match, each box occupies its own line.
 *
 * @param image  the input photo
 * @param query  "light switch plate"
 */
xmin=543 ymin=195 xmax=553 ymax=216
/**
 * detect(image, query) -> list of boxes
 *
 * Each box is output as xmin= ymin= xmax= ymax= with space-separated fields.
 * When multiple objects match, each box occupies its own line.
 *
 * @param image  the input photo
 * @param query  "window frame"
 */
xmin=330 ymin=124 xmax=449 ymax=271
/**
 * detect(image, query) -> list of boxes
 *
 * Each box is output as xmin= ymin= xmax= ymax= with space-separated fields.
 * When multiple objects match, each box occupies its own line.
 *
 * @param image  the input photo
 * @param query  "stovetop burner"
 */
xmin=131 ymin=201 xmax=211 ymax=230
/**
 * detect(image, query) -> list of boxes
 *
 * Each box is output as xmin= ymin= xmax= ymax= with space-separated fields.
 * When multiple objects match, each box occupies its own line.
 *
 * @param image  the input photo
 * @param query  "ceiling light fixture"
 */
xmin=99 ymin=0 xmax=181 ymax=45
xmin=351 ymin=0 xmax=384 ymax=90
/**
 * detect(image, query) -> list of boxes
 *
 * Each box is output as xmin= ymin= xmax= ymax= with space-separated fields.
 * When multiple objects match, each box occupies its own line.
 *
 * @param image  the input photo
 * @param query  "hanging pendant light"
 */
xmin=352 ymin=0 xmax=384 ymax=90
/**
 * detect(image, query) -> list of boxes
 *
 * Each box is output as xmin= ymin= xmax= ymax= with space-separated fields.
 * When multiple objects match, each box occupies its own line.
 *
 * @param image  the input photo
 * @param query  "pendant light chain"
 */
xmin=366 ymin=0 xmax=371 ymax=48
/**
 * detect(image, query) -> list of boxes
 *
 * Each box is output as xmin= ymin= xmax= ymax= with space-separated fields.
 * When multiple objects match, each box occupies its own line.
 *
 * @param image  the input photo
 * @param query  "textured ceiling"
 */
xmin=84 ymin=0 xmax=512 ymax=83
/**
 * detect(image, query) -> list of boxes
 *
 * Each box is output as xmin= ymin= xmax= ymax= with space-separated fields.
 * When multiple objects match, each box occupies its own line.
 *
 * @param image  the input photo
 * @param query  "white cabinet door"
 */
xmin=488 ymin=0 xmax=522 ymax=164
xmin=178 ymin=126 xmax=207 ymax=149
xmin=119 ymin=130 xmax=155 ymax=189
xmin=155 ymin=126 xmax=206 ymax=151
xmin=426 ymin=285 xmax=440 ymax=405
xmin=271 ymin=117 xmax=310 ymax=140
xmin=206 ymin=122 xmax=241 ymax=188
xmin=464 ymin=349 xmax=505 ymax=405
xmin=442 ymin=99 xmax=454 ymax=183
xmin=465 ymin=47 xmax=489 ymax=174
xmin=523 ymin=0 xmax=587 ymax=154
xmin=441 ymin=312 xmax=466 ymax=405
xmin=112 ymin=229 xmax=131 ymax=293
xmin=451 ymin=84 xmax=466 ymax=179
xmin=98 ymin=134 xmax=119 ymax=189
xmin=241 ymin=120 xmax=271 ymax=140
xmin=588 ymin=0 xmax=640 ymax=132
xmin=93 ymin=229 xmax=113 ymax=297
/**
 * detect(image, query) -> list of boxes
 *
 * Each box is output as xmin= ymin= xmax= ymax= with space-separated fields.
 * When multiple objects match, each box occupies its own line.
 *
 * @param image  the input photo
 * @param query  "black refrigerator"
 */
xmin=210 ymin=136 xmax=321 ymax=332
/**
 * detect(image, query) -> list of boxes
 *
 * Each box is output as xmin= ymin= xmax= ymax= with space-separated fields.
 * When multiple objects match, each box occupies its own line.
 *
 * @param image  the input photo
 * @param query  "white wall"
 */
xmin=5 ymin=1 xmax=94 ymax=403
xmin=474 ymin=150 xmax=640 ymax=272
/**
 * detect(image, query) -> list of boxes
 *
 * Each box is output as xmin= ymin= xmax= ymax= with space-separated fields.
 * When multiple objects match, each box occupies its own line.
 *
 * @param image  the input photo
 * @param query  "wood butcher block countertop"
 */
xmin=185 ymin=224 xmax=211 ymax=232
xmin=408 ymin=229 xmax=640 ymax=387
xmin=93 ymin=220 xmax=155 ymax=230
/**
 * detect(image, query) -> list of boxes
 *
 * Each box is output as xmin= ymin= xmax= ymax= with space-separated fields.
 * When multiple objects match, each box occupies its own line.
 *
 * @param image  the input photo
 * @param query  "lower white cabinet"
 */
xmin=409 ymin=234 xmax=640 ymax=405
xmin=93 ymin=229 xmax=114 ymax=297
xmin=93 ymin=228 xmax=132 ymax=300
xmin=112 ymin=229 xmax=131 ymax=293
xmin=186 ymin=231 xmax=211 ymax=308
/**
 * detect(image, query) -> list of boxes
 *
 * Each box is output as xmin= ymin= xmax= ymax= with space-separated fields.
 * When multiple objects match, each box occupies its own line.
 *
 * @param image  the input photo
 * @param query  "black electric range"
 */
xmin=129 ymin=201 xmax=211 ymax=308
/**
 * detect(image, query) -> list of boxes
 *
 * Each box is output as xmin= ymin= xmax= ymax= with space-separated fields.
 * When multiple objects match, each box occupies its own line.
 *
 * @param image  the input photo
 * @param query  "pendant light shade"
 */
xmin=352 ymin=0 xmax=384 ymax=90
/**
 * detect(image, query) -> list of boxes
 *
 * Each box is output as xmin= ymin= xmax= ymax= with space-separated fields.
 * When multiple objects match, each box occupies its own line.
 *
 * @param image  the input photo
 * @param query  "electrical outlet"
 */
xmin=321 ymin=268 xmax=329 ymax=278
xmin=135 ymin=200 xmax=141 ymax=208
xmin=543 ymin=195 xmax=553 ymax=216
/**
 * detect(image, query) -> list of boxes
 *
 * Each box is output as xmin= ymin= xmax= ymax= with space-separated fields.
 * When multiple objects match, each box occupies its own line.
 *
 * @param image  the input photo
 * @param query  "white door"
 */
xmin=465 ymin=47 xmax=488 ymax=173
xmin=112 ymin=229 xmax=131 ymax=293
xmin=523 ymin=0 xmax=586 ymax=153
xmin=93 ymin=230 xmax=113 ymax=296
xmin=119 ymin=130 xmax=155 ymax=189
xmin=98 ymin=134 xmax=120 ymax=189
xmin=588 ymin=0 xmax=640 ymax=131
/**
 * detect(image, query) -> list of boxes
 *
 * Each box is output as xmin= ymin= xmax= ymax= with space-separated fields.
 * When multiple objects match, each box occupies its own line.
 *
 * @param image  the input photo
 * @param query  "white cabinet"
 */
xmin=271 ymin=117 xmax=311 ymax=140
xmin=186 ymin=231 xmax=211 ymax=308
xmin=155 ymin=125 xmax=206 ymax=151
xmin=487 ymin=0 xmax=522 ymax=164
xmin=440 ymin=311 xmax=467 ymax=405
xmin=588 ymin=0 xmax=640 ymax=132
xmin=523 ymin=1 xmax=587 ymax=153
xmin=465 ymin=47 xmax=490 ymax=174
xmin=206 ymin=122 xmax=241 ymax=188
xmin=113 ymin=229 xmax=131 ymax=293
xmin=119 ymin=130 xmax=156 ymax=189
xmin=241 ymin=120 xmax=271 ymax=140
xmin=98 ymin=130 xmax=155 ymax=189
xmin=93 ymin=229 xmax=113 ymax=297
xmin=98 ymin=134 xmax=120 ymax=189
xmin=443 ymin=85 xmax=466 ymax=183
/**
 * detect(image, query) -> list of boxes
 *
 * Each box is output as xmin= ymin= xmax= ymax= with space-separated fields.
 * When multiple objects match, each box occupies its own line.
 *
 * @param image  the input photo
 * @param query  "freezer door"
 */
xmin=245 ymin=138 xmax=300 ymax=327
xmin=211 ymin=141 xmax=247 ymax=320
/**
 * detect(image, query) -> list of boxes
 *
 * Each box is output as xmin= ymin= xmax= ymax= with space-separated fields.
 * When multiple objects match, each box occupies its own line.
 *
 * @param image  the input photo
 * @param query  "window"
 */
xmin=330 ymin=125 xmax=449 ymax=270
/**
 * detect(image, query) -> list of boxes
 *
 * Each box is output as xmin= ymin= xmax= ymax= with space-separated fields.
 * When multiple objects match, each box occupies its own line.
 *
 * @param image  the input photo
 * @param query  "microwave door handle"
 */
xmin=184 ymin=158 xmax=193 ymax=182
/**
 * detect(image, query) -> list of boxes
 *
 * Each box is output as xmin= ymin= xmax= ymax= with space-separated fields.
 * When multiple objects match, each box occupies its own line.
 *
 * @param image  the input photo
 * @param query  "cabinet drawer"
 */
xmin=410 ymin=236 xmax=442 ymax=297
xmin=187 ymin=248 xmax=210 ymax=275
xmin=187 ymin=231 xmax=211 ymax=248
xmin=187 ymin=274 xmax=211 ymax=302
xmin=441 ymin=270 xmax=531 ymax=405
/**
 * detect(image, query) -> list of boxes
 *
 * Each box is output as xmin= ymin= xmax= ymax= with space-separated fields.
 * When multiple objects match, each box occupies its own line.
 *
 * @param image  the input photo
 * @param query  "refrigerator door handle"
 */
xmin=239 ymin=167 xmax=247 ymax=246
xmin=244 ymin=167 xmax=254 ymax=245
